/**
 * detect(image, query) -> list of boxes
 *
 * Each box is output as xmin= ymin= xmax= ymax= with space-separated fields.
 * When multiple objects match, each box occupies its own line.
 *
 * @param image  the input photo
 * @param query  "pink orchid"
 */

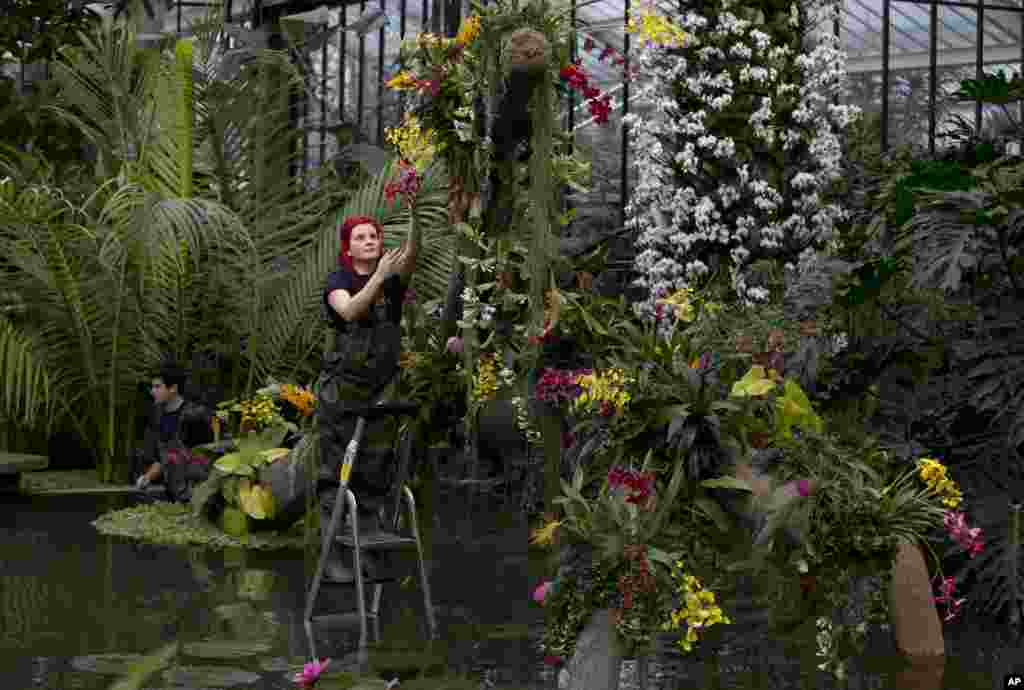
xmin=445 ymin=336 xmax=464 ymax=354
xmin=293 ymin=658 xmax=330 ymax=688
xmin=787 ymin=479 xmax=813 ymax=498
xmin=943 ymin=510 xmax=985 ymax=557
xmin=533 ymin=580 xmax=553 ymax=605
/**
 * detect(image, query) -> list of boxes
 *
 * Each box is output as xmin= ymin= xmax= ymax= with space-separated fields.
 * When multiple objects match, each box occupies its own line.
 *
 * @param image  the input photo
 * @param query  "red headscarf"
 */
xmin=337 ymin=215 xmax=385 ymax=271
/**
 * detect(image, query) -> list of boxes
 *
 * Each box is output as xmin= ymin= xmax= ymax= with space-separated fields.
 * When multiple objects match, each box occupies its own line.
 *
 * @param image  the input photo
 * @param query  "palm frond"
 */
xmin=0 ymin=317 xmax=54 ymax=429
xmin=247 ymin=160 xmax=453 ymax=385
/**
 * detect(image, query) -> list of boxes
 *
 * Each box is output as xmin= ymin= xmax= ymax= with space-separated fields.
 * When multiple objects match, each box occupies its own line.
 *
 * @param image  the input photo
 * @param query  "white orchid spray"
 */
xmin=624 ymin=0 xmax=860 ymax=326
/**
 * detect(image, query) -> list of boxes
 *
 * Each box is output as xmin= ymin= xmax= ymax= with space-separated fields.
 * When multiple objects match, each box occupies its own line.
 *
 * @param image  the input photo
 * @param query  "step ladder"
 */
xmin=304 ymin=401 xmax=437 ymax=661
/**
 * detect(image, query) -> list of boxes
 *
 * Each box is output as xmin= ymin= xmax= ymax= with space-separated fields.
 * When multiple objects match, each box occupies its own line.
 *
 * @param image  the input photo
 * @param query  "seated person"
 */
xmin=133 ymin=362 xmax=214 ymax=497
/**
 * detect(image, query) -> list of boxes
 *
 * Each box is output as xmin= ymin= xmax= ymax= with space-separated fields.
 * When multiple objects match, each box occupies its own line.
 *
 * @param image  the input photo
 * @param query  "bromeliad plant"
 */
xmin=194 ymin=381 xmax=315 ymax=521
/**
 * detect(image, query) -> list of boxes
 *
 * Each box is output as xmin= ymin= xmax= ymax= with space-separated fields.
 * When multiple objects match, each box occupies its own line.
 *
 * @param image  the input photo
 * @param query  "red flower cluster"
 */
xmin=579 ymin=35 xmax=640 ymax=79
xmin=607 ymin=466 xmax=656 ymax=505
xmin=385 ymin=160 xmax=421 ymax=205
xmin=534 ymin=367 xmax=591 ymax=404
xmin=527 ymin=317 xmax=558 ymax=345
xmin=617 ymin=547 xmax=657 ymax=611
xmin=932 ymin=575 xmax=965 ymax=622
xmin=558 ymin=60 xmax=613 ymax=125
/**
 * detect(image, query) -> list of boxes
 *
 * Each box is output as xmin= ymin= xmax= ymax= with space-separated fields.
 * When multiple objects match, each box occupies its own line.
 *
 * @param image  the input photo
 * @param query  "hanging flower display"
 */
xmin=559 ymin=60 xmax=613 ymax=125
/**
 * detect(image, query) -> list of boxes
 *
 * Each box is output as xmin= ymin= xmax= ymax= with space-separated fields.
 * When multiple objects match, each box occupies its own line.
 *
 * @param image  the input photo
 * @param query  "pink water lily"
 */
xmin=293 ymin=658 xmax=330 ymax=687
xmin=533 ymin=580 xmax=553 ymax=605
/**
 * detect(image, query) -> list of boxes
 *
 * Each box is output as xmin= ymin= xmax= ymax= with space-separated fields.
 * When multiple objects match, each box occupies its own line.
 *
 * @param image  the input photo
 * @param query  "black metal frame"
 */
xmin=167 ymin=0 xmax=1023 ymax=214
xmin=862 ymin=0 xmax=1024 ymax=153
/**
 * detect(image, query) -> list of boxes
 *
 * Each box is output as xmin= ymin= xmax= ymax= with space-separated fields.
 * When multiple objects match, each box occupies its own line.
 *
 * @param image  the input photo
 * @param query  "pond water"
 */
xmin=2 ymin=490 xmax=1023 ymax=690
xmin=0 ymin=490 xmax=542 ymax=690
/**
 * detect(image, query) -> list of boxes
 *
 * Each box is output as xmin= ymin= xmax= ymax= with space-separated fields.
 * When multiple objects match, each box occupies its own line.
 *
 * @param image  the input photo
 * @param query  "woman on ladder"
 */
xmin=317 ymin=214 xmax=418 ymax=582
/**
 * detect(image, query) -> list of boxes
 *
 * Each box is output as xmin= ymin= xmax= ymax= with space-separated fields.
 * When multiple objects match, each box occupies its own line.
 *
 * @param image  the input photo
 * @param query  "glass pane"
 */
xmin=935 ymin=5 xmax=978 ymax=149
xmin=984 ymin=10 xmax=1023 ymax=139
xmin=888 ymin=2 xmax=933 ymax=149
xmin=843 ymin=0 xmax=883 ymax=134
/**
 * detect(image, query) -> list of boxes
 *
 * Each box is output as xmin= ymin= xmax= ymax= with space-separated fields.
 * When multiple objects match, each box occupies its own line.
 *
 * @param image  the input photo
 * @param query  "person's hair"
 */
xmin=155 ymin=362 xmax=187 ymax=392
xmin=337 ymin=215 xmax=385 ymax=271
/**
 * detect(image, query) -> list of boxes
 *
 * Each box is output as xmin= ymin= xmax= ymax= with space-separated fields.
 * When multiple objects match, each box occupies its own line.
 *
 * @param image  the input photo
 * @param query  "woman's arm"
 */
xmin=398 ymin=209 xmax=421 ymax=278
xmin=328 ymin=272 xmax=387 ymax=322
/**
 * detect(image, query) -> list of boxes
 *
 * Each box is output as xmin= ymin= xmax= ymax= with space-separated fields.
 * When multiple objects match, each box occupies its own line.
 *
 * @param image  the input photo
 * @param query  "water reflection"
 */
xmin=3 ymin=492 xmax=1021 ymax=690
xmin=0 ymin=492 xmax=537 ymax=689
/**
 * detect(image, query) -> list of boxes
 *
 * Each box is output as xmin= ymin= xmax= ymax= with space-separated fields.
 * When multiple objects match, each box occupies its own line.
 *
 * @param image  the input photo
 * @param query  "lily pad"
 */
xmin=367 ymin=646 xmax=446 ymax=680
xmin=259 ymin=656 xmax=294 ymax=672
xmin=313 ymin=669 xmax=362 ymax=690
xmin=163 ymin=665 xmax=261 ymax=686
xmin=71 ymin=653 xmax=145 ymax=675
xmin=182 ymin=640 xmax=274 ymax=659
xmin=480 ymin=623 xmax=531 ymax=640
xmin=214 ymin=602 xmax=256 ymax=620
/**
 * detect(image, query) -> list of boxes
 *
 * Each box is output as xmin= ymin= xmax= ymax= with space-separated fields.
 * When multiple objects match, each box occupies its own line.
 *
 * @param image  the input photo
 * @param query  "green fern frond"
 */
xmin=0 ymin=318 xmax=54 ymax=428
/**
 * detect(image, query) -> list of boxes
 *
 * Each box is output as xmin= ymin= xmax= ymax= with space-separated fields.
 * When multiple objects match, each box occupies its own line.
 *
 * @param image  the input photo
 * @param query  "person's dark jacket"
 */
xmin=139 ymin=399 xmax=214 ymax=472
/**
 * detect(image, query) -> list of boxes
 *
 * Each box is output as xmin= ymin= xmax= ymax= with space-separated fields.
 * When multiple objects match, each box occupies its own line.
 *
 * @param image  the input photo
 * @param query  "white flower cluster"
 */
xmin=625 ymin=0 xmax=860 ymax=322
xmin=457 ymin=286 xmax=496 ymax=329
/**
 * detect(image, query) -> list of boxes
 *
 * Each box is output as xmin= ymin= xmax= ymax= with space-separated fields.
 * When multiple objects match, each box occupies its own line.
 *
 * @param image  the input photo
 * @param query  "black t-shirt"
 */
xmin=323 ymin=268 xmax=407 ymax=333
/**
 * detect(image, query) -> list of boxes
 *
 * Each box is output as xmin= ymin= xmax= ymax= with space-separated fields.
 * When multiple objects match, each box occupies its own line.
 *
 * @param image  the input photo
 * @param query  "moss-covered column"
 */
xmin=524 ymin=26 xmax=561 ymax=512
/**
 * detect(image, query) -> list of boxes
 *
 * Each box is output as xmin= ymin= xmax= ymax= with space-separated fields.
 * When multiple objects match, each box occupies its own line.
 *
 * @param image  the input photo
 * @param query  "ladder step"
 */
xmin=337 ymin=531 xmax=418 ymax=550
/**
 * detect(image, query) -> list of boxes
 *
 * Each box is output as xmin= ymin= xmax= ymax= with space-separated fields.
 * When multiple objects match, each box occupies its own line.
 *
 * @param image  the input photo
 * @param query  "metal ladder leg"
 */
xmin=402 ymin=485 xmax=437 ymax=639
xmin=304 ymin=416 xmax=368 ymax=660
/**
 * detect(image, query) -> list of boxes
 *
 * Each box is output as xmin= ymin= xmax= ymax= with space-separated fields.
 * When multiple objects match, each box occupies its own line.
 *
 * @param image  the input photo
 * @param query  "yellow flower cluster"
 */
xmin=239 ymin=393 xmax=277 ymax=430
xmin=917 ymin=457 xmax=963 ymax=508
xmin=574 ymin=368 xmax=632 ymax=415
xmin=385 ymin=71 xmax=417 ymax=91
xmin=662 ymin=563 xmax=731 ymax=652
xmin=385 ymin=114 xmax=436 ymax=170
xmin=416 ymin=32 xmax=447 ymax=49
xmin=279 ymin=383 xmax=315 ymax=418
xmin=626 ymin=7 xmax=689 ymax=48
xmin=529 ymin=518 xmax=562 ymax=547
xmin=399 ymin=351 xmax=421 ymax=371
xmin=455 ymin=14 xmax=481 ymax=45
xmin=474 ymin=352 xmax=499 ymax=402
xmin=657 ymin=287 xmax=696 ymax=322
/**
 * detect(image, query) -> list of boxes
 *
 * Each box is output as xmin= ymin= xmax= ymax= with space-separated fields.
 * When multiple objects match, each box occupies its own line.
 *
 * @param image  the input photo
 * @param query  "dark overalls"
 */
xmin=315 ymin=298 xmax=403 ymax=531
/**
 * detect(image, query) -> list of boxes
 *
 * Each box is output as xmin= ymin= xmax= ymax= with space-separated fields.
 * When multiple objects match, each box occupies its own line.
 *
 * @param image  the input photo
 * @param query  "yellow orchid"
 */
xmin=530 ymin=519 xmax=562 ymax=546
xmin=385 ymin=70 xmax=418 ymax=90
xmin=626 ymin=6 xmax=688 ymax=47
xmin=385 ymin=113 xmax=436 ymax=171
xmin=730 ymin=365 xmax=781 ymax=398
xmin=657 ymin=287 xmax=696 ymax=323
xmin=455 ymin=14 xmax=481 ymax=45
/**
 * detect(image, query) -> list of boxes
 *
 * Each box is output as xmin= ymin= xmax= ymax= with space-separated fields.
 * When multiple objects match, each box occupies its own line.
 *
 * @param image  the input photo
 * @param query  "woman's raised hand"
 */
xmin=376 ymin=245 xmax=407 ymax=279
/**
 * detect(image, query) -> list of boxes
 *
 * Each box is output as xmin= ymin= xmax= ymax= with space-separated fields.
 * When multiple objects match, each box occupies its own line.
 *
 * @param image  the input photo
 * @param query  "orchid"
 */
xmin=623 ymin=0 xmax=859 ymax=321
xmin=943 ymin=510 xmax=985 ymax=557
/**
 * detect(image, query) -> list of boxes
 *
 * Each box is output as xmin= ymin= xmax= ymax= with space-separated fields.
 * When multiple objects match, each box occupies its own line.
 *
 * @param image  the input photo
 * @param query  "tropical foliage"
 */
xmin=0 ymin=12 xmax=454 ymax=482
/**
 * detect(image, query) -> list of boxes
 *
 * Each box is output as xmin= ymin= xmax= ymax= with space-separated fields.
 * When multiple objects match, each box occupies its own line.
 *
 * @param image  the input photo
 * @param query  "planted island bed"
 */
xmin=92 ymin=501 xmax=312 ymax=551
xmin=19 ymin=469 xmax=112 ymax=494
